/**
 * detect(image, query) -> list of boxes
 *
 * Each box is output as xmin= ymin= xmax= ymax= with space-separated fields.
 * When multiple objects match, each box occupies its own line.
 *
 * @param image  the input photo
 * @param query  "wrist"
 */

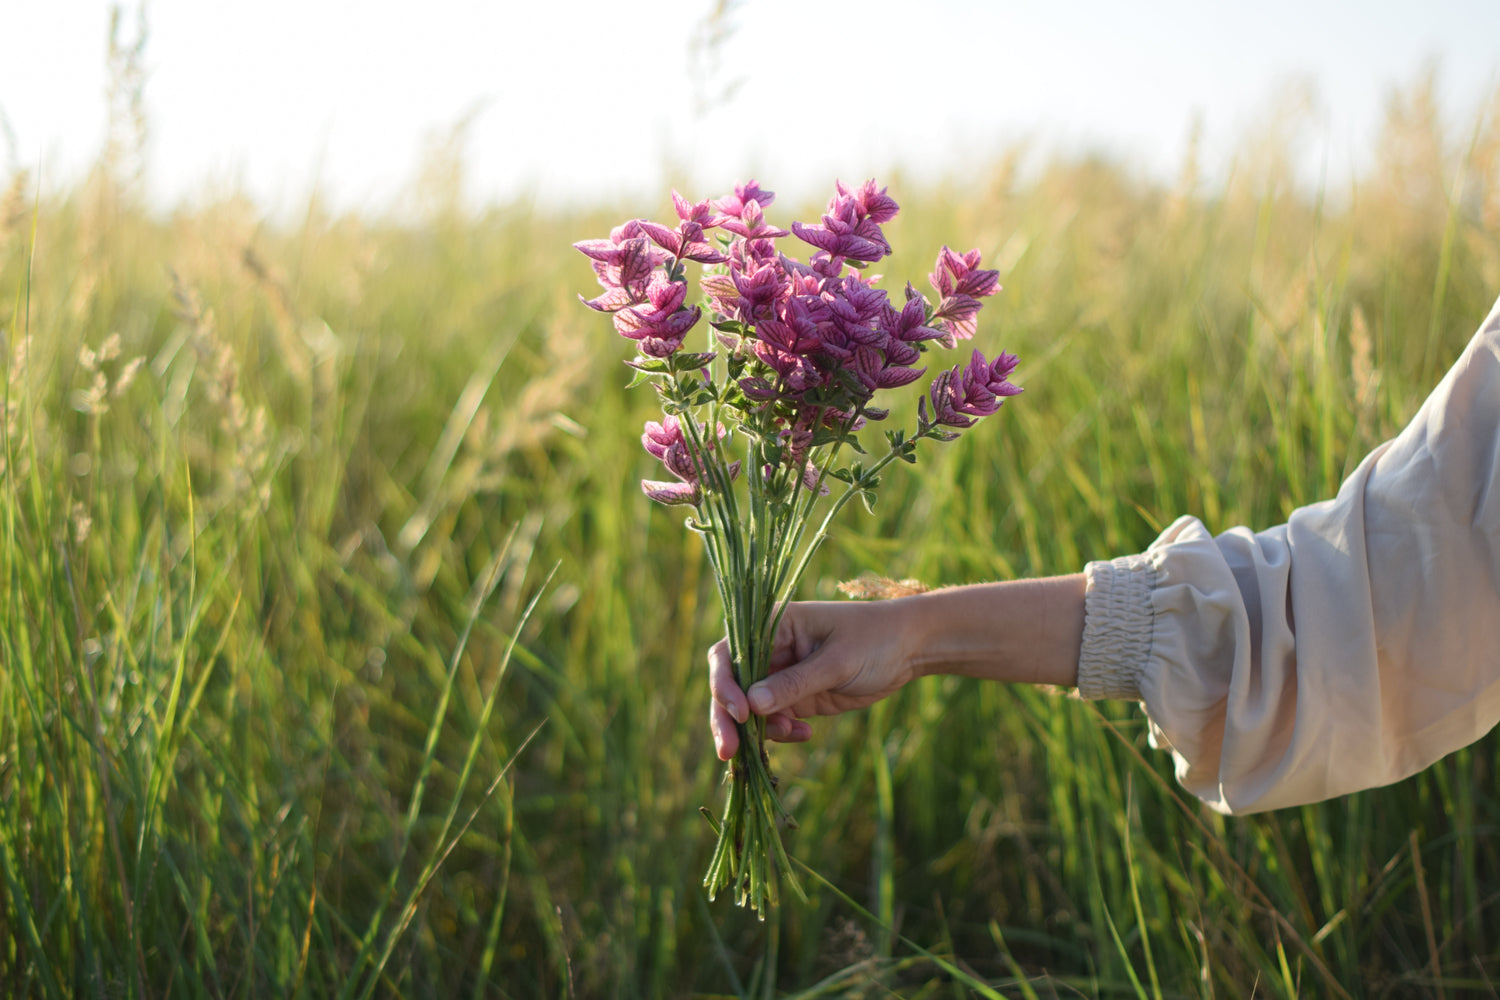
xmin=895 ymin=575 xmax=1084 ymax=688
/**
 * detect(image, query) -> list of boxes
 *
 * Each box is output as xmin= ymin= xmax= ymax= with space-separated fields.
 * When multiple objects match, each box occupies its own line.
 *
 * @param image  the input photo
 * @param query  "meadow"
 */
xmin=4 ymin=75 xmax=1500 ymax=998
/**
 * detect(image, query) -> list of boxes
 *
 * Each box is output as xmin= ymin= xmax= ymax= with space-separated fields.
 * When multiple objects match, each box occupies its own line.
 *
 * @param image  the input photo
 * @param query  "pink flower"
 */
xmin=642 ymin=417 xmax=739 ymax=486
xmin=837 ymin=179 xmax=900 ymax=224
xmin=799 ymin=461 xmax=832 ymax=495
xmin=823 ymin=274 xmax=889 ymax=347
xmin=925 ymin=350 xmax=1022 ymax=427
xmin=718 ymin=198 xmax=790 ymax=240
xmin=791 ymin=181 xmax=894 ymax=263
xmin=730 ymin=261 xmax=788 ymax=323
xmin=930 ymin=293 xmax=983 ymax=343
xmin=641 ymin=480 xmax=700 ymax=506
xmin=642 ymin=415 xmax=688 ymax=462
xmin=637 ymin=219 xmax=728 ymax=264
xmin=614 ymin=276 xmax=701 ymax=356
xmin=852 ymin=344 xmax=925 ymax=391
xmin=672 ymin=190 xmax=719 ymax=226
xmin=929 ymin=246 xmax=1001 ymax=299
xmin=753 ymin=341 xmax=824 ymax=392
xmin=714 ymin=180 xmax=776 ymax=219
xmin=882 ymin=285 xmax=945 ymax=343
xmin=965 ymin=349 xmax=1021 ymax=397
xmin=575 ymin=232 xmax=667 ymax=312
xmin=926 ymin=247 xmax=1001 ymax=343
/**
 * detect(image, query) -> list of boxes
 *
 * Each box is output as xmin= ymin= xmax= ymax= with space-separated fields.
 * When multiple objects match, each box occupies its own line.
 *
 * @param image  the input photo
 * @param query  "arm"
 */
xmin=1079 ymin=295 xmax=1500 ymax=813
xmin=715 ymin=296 xmax=1500 ymax=814
xmin=709 ymin=575 xmax=1085 ymax=760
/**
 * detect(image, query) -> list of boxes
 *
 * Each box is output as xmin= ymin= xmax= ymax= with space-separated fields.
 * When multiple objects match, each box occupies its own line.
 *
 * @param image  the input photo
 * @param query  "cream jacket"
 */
xmin=1077 ymin=296 xmax=1500 ymax=814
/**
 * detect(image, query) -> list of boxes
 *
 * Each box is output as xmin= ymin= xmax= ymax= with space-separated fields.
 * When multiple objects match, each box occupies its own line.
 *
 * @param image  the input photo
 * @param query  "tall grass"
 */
xmin=3 ymin=72 xmax=1500 ymax=997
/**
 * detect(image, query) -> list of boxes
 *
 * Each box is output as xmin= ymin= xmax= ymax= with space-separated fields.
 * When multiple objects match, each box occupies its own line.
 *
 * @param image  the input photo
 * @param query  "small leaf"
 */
xmin=625 ymin=356 xmax=672 ymax=374
xmin=859 ymin=490 xmax=877 ymax=514
xmin=671 ymin=350 xmax=718 ymax=372
xmin=829 ymin=467 xmax=854 ymax=483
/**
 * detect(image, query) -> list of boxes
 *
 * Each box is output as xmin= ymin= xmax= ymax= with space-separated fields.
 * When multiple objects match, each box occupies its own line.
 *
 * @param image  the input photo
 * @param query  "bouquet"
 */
xmin=576 ymin=179 xmax=1021 ymax=917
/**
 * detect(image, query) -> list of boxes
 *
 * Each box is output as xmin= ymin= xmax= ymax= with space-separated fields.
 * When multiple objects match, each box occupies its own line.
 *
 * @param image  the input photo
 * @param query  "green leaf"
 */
xmin=625 ymin=356 xmax=671 ymax=374
xmin=719 ymin=384 xmax=748 ymax=410
xmin=671 ymin=350 xmax=718 ymax=372
xmin=859 ymin=490 xmax=877 ymax=514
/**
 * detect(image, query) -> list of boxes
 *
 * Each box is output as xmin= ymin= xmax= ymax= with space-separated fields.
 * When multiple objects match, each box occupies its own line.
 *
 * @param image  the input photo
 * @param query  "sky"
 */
xmin=4 ymin=0 xmax=1500 ymax=217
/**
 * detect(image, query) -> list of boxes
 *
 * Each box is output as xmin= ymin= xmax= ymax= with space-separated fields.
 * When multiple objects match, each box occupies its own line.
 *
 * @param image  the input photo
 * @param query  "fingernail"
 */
xmin=732 ymin=699 xmax=748 ymax=724
xmin=748 ymin=685 xmax=772 ymax=714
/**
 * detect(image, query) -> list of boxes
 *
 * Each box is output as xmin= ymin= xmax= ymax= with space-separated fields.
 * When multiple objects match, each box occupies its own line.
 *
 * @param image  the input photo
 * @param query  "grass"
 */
xmin=4 ymin=72 xmax=1500 ymax=997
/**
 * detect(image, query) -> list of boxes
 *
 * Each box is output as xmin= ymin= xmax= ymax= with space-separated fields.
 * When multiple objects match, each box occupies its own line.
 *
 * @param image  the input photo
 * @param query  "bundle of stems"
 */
xmin=576 ymin=179 xmax=1020 ymax=916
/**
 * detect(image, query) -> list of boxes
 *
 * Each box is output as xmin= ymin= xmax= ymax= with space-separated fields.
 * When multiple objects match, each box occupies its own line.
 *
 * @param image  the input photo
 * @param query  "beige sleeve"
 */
xmin=1077 ymin=296 xmax=1500 ymax=814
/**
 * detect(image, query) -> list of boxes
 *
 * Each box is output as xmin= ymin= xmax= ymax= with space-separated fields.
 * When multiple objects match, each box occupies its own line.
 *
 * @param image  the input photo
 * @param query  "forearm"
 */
xmin=899 ymin=574 xmax=1085 ymax=689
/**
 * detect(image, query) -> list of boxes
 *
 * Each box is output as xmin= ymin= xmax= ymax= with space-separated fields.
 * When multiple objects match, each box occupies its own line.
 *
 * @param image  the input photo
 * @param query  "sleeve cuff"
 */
xmin=1078 ymin=553 xmax=1157 ymax=700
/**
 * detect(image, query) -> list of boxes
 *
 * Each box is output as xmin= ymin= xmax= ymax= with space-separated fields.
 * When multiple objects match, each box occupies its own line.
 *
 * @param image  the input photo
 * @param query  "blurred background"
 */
xmin=7 ymin=0 xmax=1500 ymax=213
xmin=4 ymin=3 xmax=1500 ymax=998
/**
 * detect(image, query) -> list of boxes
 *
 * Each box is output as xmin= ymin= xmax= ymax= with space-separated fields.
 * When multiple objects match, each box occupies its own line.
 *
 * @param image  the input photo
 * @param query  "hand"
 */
xmin=708 ymin=599 xmax=921 ymax=761
xmin=705 ymin=576 xmax=1087 ymax=761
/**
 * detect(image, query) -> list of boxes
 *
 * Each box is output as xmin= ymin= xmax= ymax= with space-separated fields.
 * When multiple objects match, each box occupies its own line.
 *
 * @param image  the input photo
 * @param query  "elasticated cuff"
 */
xmin=1077 ymin=554 xmax=1156 ymax=700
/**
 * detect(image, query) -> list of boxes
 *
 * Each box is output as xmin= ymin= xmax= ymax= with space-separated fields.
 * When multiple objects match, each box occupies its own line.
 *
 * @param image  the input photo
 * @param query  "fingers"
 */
xmin=708 ymin=639 xmax=748 ymax=725
xmin=746 ymin=654 xmax=828 ymax=719
xmin=709 ymin=620 xmax=820 ymax=762
xmin=713 ymin=703 xmax=810 ymax=760
xmin=711 ymin=698 xmax=739 ymax=760
xmin=766 ymin=714 xmax=812 ymax=742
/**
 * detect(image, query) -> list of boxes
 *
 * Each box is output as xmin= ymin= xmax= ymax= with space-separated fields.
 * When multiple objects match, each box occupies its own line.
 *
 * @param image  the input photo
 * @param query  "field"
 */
xmin=4 ymin=75 xmax=1500 ymax=997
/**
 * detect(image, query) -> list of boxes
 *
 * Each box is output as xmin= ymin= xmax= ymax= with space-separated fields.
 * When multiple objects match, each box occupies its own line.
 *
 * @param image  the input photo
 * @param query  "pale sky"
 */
xmin=4 ymin=1 xmax=1499 ymax=216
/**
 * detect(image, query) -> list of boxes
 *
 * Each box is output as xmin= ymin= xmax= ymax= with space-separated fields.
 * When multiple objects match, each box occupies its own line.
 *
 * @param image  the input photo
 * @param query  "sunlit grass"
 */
xmin=4 ymin=71 xmax=1500 ymax=996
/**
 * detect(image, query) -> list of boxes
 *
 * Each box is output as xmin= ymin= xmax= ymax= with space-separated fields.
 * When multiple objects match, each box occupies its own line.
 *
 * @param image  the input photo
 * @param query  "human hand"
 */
xmin=708 ymin=599 xmax=922 ymax=761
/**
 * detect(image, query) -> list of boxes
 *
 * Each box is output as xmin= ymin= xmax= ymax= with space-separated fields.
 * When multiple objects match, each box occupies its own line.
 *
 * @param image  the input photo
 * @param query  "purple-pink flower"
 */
xmin=714 ymin=180 xmax=776 ymax=220
xmin=614 ymin=276 xmax=701 ymax=357
xmin=719 ymin=198 xmax=790 ymax=240
xmin=929 ymin=246 xmax=1001 ymax=299
xmin=791 ymin=180 xmax=895 ymax=263
xmin=926 ymin=247 xmax=1001 ymax=343
xmin=575 ymin=234 xmax=666 ymax=312
xmin=924 ymin=350 xmax=1023 ymax=428
xmin=641 ymin=480 xmax=701 ymax=506
xmin=638 ymin=219 xmax=728 ymax=264
xmin=640 ymin=417 xmax=740 ymax=505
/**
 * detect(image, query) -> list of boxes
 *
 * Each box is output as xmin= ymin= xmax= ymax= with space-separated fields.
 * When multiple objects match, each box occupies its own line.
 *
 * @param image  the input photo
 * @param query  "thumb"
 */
xmin=746 ymin=650 xmax=836 ymax=717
